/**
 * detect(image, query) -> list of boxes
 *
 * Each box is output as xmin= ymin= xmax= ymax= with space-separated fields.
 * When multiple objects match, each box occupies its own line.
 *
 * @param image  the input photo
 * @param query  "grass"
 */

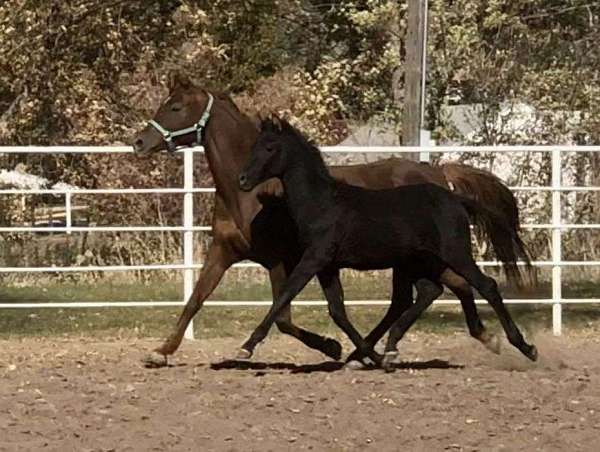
xmin=1 ymin=270 xmax=599 ymax=339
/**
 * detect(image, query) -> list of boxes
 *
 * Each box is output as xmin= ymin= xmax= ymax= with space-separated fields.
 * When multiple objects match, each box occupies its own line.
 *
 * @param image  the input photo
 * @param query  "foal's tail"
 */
xmin=456 ymin=195 xmax=535 ymax=290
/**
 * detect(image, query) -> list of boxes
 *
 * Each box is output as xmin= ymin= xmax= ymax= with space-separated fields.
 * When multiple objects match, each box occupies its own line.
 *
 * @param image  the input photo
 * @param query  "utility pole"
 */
xmin=403 ymin=0 xmax=429 ymax=158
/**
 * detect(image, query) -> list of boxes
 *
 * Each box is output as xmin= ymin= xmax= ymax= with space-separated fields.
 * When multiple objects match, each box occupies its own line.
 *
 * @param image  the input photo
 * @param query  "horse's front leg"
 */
xmin=317 ymin=269 xmax=382 ymax=366
xmin=238 ymin=262 xmax=342 ymax=360
xmin=143 ymin=237 xmax=238 ymax=368
xmin=239 ymin=248 xmax=327 ymax=355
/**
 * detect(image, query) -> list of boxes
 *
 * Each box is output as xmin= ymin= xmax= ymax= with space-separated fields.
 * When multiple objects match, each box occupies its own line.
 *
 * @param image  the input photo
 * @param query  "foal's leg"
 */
xmin=239 ymin=248 xmax=326 ymax=354
xmin=440 ymin=269 xmax=500 ymax=354
xmin=345 ymin=269 xmax=413 ymax=366
xmin=450 ymin=260 xmax=538 ymax=361
xmin=143 ymin=238 xmax=237 ymax=367
xmin=382 ymin=279 xmax=444 ymax=372
xmin=318 ymin=269 xmax=383 ymax=365
xmin=237 ymin=263 xmax=342 ymax=360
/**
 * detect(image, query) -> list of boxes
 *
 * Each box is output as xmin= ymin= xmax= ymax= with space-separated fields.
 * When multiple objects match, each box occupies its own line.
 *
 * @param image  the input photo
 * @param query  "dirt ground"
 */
xmin=1 ymin=331 xmax=599 ymax=452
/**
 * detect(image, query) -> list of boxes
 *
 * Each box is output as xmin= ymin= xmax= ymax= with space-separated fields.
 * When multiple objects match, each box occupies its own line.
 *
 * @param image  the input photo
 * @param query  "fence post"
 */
xmin=551 ymin=148 xmax=562 ymax=336
xmin=183 ymin=148 xmax=195 ymax=340
xmin=419 ymin=129 xmax=431 ymax=163
xmin=65 ymin=192 xmax=72 ymax=234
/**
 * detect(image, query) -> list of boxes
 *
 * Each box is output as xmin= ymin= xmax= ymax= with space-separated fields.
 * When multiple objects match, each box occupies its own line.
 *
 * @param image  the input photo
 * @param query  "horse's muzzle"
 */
xmin=238 ymin=173 xmax=252 ymax=191
xmin=132 ymin=138 xmax=145 ymax=153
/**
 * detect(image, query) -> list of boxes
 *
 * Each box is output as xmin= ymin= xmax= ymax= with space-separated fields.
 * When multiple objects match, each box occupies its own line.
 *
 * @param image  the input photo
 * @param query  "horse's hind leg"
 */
xmin=345 ymin=268 xmax=413 ymax=366
xmin=382 ymin=279 xmax=443 ymax=372
xmin=451 ymin=260 xmax=537 ymax=361
xmin=238 ymin=263 xmax=342 ymax=360
xmin=440 ymin=269 xmax=501 ymax=354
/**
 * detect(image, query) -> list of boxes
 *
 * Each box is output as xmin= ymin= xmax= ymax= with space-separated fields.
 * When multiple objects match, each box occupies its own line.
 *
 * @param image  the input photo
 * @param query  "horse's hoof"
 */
xmin=382 ymin=351 xmax=398 ymax=373
xmin=526 ymin=344 xmax=538 ymax=362
xmin=482 ymin=333 xmax=501 ymax=355
xmin=345 ymin=350 xmax=362 ymax=364
xmin=344 ymin=360 xmax=366 ymax=371
xmin=323 ymin=338 xmax=343 ymax=361
xmin=236 ymin=348 xmax=253 ymax=360
xmin=143 ymin=351 xmax=168 ymax=368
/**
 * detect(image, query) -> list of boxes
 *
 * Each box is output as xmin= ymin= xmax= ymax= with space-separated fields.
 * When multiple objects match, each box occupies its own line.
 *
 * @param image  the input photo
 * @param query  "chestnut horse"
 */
xmin=132 ymin=75 xmax=531 ymax=367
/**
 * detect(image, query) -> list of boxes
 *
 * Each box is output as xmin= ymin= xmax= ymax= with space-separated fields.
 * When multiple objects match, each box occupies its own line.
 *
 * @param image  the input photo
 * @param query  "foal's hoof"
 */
xmin=322 ymin=338 xmax=343 ymax=361
xmin=481 ymin=333 xmax=501 ymax=355
xmin=143 ymin=351 xmax=168 ymax=368
xmin=236 ymin=348 xmax=253 ymax=360
xmin=344 ymin=360 xmax=366 ymax=371
xmin=382 ymin=351 xmax=398 ymax=373
xmin=525 ymin=344 xmax=538 ymax=362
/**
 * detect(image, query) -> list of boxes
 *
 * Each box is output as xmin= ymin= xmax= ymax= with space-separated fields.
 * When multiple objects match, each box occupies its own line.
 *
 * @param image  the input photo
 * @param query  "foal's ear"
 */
xmin=168 ymin=71 xmax=192 ymax=92
xmin=269 ymin=112 xmax=283 ymax=131
xmin=256 ymin=110 xmax=267 ymax=123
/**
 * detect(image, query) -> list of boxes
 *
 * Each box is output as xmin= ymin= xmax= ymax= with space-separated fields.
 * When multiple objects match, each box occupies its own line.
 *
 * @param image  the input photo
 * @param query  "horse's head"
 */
xmin=239 ymin=115 xmax=288 ymax=191
xmin=132 ymin=73 xmax=214 ymax=153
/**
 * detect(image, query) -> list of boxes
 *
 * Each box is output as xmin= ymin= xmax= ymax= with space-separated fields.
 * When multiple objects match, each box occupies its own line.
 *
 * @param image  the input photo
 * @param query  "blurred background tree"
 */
xmin=1 ymin=0 xmax=599 ymax=280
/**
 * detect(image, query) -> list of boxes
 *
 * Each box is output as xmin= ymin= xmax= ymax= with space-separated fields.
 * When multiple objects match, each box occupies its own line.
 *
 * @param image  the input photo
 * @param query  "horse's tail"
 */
xmin=455 ymin=194 xmax=536 ymax=290
xmin=441 ymin=162 xmax=520 ymax=232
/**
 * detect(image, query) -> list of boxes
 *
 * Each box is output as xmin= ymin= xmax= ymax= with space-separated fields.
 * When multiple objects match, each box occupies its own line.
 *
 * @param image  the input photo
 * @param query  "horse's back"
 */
xmin=329 ymin=158 xmax=447 ymax=190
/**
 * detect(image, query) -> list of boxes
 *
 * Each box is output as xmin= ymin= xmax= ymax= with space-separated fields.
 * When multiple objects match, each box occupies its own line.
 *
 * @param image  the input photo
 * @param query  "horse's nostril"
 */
xmin=133 ymin=138 xmax=144 ymax=152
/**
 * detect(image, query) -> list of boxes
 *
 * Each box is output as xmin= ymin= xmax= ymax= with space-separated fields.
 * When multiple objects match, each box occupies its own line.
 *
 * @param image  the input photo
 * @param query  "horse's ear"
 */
xmin=168 ymin=71 xmax=192 ymax=92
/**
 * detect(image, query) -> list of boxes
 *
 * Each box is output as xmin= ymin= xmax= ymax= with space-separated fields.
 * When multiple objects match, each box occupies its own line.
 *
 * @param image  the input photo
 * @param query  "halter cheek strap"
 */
xmin=148 ymin=93 xmax=214 ymax=152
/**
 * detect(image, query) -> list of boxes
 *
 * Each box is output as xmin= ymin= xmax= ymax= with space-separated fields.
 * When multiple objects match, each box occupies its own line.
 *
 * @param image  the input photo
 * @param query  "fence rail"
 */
xmin=1 ymin=144 xmax=600 ymax=338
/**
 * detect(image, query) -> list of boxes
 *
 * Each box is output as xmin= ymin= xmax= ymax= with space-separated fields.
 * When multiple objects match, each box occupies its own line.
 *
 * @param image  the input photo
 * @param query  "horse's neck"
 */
xmin=282 ymin=157 xmax=337 ymax=233
xmin=203 ymin=101 xmax=260 ymax=235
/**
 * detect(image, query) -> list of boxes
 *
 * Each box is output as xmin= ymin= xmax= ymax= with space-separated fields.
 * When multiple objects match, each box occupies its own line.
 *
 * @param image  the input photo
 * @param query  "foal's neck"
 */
xmin=281 ymin=145 xmax=337 ymax=232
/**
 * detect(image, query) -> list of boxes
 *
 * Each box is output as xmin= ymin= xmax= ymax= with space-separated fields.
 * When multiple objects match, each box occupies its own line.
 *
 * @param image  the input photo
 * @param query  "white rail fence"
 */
xmin=1 ymin=145 xmax=600 ymax=338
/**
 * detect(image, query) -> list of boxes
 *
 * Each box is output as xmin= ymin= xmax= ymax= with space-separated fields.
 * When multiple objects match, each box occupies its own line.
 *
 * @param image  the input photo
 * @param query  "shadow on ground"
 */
xmin=209 ymin=358 xmax=464 ymax=374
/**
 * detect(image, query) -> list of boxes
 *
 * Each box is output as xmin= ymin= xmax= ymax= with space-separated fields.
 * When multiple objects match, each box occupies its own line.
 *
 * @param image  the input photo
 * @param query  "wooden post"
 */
xmin=403 ymin=0 xmax=428 ymax=152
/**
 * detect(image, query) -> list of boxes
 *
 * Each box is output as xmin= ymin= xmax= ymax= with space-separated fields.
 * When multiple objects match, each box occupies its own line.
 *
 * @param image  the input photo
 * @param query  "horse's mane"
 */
xmin=213 ymin=91 xmax=241 ymax=113
xmin=195 ymin=86 xmax=258 ymax=127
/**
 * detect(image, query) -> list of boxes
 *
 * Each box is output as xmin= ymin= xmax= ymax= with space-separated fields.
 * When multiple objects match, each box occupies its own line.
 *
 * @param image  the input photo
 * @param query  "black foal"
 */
xmin=238 ymin=118 xmax=537 ymax=370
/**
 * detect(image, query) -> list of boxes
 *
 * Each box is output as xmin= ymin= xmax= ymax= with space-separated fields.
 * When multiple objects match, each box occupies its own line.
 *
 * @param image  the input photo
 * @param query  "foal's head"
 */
xmin=239 ymin=117 xmax=290 ymax=191
xmin=132 ymin=74 xmax=215 ymax=153
xmin=239 ymin=117 xmax=329 ymax=192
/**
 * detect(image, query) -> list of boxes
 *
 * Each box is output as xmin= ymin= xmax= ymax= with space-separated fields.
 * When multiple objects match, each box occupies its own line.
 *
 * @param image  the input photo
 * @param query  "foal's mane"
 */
xmin=266 ymin=118 xmax=333 ymax=181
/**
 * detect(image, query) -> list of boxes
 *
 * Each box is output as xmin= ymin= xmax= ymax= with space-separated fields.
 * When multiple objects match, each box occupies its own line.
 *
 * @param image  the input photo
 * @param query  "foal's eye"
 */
xmin=171 ymin=102 xmax=183 ymax=112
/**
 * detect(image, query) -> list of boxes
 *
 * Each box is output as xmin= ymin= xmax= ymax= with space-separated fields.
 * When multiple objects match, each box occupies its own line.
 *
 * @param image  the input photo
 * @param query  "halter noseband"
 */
xmin=148 ymin=92 xmax=214 ymax=152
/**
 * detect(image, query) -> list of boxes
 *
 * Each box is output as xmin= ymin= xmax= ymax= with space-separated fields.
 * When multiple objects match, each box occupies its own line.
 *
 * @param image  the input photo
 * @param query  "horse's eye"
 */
xmin=171 ymin=102 xmax=183 ymax=112
xmin=266 ymin=146 xmax=275 ymax=153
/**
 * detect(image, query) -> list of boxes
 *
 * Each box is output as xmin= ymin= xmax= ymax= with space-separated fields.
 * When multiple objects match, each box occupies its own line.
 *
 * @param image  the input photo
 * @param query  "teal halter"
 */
xmin=148 ymin=92 xmax=214 ymax=152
